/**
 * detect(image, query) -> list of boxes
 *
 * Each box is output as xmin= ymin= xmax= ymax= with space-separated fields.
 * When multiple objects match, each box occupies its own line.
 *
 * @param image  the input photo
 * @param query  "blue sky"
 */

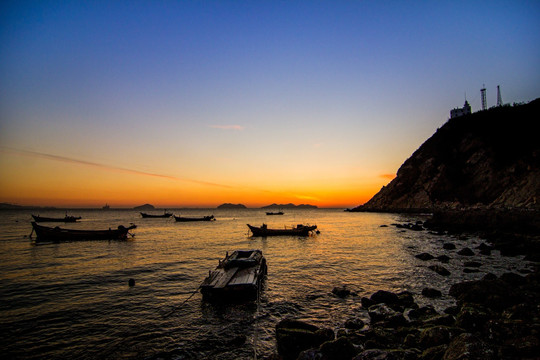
xmin=1 ymin=1 xmax=539 ymax=207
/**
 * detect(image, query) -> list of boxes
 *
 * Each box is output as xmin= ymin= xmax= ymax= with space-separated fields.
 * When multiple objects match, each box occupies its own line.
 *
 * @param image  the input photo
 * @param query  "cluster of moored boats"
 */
xmin=28 ymin=212 xmax=319 ymax=301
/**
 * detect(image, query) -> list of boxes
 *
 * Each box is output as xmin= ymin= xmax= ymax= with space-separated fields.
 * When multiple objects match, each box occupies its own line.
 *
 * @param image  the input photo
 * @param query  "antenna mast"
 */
xmin=496 ymin=85 xmax=503 ymax=107
xmin=480 ymin=85 xmax=487 ymax=111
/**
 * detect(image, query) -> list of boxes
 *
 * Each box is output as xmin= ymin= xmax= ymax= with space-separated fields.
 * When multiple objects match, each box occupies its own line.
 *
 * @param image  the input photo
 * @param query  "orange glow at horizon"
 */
xmin=0 ymin=150 xmax=386 ymax=209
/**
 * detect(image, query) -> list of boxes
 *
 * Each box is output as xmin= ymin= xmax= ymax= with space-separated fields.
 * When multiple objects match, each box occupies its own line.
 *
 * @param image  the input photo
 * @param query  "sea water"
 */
xmin=0 ymin=209 xmax=531 ymax=359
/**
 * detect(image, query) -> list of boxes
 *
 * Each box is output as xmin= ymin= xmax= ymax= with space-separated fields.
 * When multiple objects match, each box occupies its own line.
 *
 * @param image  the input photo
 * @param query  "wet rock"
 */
xmin=455 ymin=304 xmax=492 ymax=331
xmin=437 ymin=255 xmax=451 ymax=263
xmin=499 ymin=272 xmax=526 ymax=286
xmin=463 ymin=261 xmax=482 ymax=267
xmin=449 ymin=279 xmax=519 ymax=311
xmin=370 ymin=290 xmax=399 ymax=305
xmin=344 ymin=317 xmax=365 ymax=330
xmin=422 ymin=314 xmax=455 ymax=327
xmin=443 ymin=243 xmax=456 ymax=250
xmin=419 ymin=345 xmax=448 ymax=360
xmin=320 ymin=337 xmax=357 ymax=360
xmin=408 ymin=306 xmax=439 ymax=322
xmin=463 ymin=268 xmax=480 ymax=273
xmin=422 ymin=288 xmax=442 ymax=298
xmin=368 ymin=304 xmax=407 ymax=327
xmin=482 ymin=273 xmax=497 ymax=281
xmin=415 ymin=252 xmax=435 ymax=261
xmin=297 ymin=348 xmax=324 ymax=360
xmin=332 ymin=285 xmax=354 ymax=298
xmin=418 ymin=326 xmax=455 ymax=348
xmin=276 ymin=318 xmax=334 ymax=360
xmin=353 ymin=349 xmax=418 ymax=360
xmin=128 ymin=278 xmax=135 ymax=286
xmin=396 ymin=291 xmax=418 ymax=310
xmin=457 ymin=248 xmax=475 ymax=256
xmin=442 ymin=333 xmax=495 ymax=360
xmin=361 ymin=297 xmax=375 ymax=309
xmin=428 ymin=264 xmax=451 ymax=276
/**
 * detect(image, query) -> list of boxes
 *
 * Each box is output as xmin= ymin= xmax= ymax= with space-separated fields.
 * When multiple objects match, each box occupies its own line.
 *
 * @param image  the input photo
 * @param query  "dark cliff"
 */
xmin=352 ymin=98 xmax=540 ymax=212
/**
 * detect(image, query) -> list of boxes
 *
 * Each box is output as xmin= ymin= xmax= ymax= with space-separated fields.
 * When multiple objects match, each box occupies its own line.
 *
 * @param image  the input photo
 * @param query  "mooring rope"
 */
xmin=162 ymin=283 xmax=202 ymax=319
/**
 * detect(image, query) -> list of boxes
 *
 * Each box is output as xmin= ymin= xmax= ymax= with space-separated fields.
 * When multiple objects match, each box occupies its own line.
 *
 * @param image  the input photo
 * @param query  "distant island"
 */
xmin=217 ymin=203 xmax=247 ymax=209
xmin=0 ymin=203 xmax=57 ymax=210
xmin=261 ymin=203 xmax=317 ymax=209
xmin=133 ymin=204 xmax=155 ymax=210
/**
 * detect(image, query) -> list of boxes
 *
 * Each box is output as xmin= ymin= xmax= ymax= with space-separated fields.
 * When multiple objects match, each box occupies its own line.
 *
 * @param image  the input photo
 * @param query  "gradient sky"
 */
xmin=1 ymin=1 xmax=539 ymax=208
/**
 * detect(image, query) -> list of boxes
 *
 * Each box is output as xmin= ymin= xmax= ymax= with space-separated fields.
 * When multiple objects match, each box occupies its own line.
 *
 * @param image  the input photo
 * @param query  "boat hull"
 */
xmin=31 ymin=215 xmax=81 ymax=223
xmin=200 ymin=250 xmax=267 ymax=302
xmin=31 ymin=222 xmax=136 ymax=242
xmin=174 ymin=215 xmax=215 ymax=222
xmin=247 ymin=224 xmax=317 ymax=237
xmin=140 ymin=212 xmax=172 ymax=218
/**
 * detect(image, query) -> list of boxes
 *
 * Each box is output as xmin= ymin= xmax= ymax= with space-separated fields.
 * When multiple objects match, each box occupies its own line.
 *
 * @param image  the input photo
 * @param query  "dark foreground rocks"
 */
xmin=273 ymin=271 xmax=540 ymax=360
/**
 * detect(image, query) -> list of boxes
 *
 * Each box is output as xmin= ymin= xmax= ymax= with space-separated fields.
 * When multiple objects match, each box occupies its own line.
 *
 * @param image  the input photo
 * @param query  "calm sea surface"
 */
xmin=0 ymin=209 xmax=531 ymax=359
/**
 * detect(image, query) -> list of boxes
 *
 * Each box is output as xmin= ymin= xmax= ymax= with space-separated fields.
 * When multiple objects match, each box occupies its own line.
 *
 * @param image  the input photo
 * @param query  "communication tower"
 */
xmin=480 ymin=85 xmax=487 ymax=111
xmin=496 ymin=85 xmax=503 ymax=107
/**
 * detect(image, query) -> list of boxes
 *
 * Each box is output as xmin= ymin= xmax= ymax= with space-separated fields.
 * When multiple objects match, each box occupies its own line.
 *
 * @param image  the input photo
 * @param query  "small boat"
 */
xmin=247 ymin=223 xmax=318 ymax=237
xmin=32 ymin=214 xmax=82 ymax=223
xmin=266 ymin=211 xmax=284 ymax=215
xmin=200 ymin=249 xmax=267 ymax=301
xmin=140 ymin=212 xmax=172 ymax=218
xmin=174 ymin=215 xmax=215 ymax=222
xmin=102 ymin=204 xmax=110 ymax=210
xmin=31 ymin=222 xmax=136 ymax=242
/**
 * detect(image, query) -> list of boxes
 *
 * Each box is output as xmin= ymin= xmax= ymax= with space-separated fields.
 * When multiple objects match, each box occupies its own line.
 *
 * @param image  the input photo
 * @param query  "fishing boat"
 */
xmin=31 ymin=214 xmax=82 ymax=223
xmin=140 ymin=212 xmax=172 ymax=218
xmin=200 ymin=249 xmax=267 ymax=301
xmin=31 ymin=222 xmax=136 ymax=242
xmin=174 ymin=215 xmax=215 ymax=222
xmin=266 ymin=211 xmax=284 ymax=215
xmin=247 ymin=223 xmax=318 ymax=237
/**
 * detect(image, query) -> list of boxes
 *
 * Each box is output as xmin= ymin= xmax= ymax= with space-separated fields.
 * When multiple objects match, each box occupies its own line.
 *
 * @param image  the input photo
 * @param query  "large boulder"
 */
xmin=443 ymin=333 xmax=495 ymax=360
xmin=276 ymin=319 xmax=334 ymax=360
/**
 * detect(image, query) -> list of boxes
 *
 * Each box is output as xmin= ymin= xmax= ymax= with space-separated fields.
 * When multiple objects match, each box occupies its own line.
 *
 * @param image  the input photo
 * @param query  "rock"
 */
xmin=128 ymin=278 xmax=135 ymax=287
xmin=344 ymin=317 xmax=365 ymax=330
xmin=422 ymin=314 xmax=455 ymax=327
xmin=408 ymin=306 xmax=439 ymax=322
xmin=368 ymin=304 xmax=407 ymax=327
xmin=332 ymin=285 xmax=354 ymax=298
xmin=422 ymin=288 xmax=442 ymax=298
xmin=455 ymin=304 xmax=492 ymax=331
xmin=370 ymin=290 xmax=399 ymax=305
xmin=457 ymin=248 xmax=475 ymax=256
xmin=443 ymin=333 xmax=496 ymax=360
xmin=320 ymin=337 xmax=357 ymax=360
xmin=415 ymin=253 xmax=435 ymax=261
xmin=361 ymin=296 xmax=375 ymax=309
xmin=463 ymin=261 xmax=482 ymax=267
xmin=396 ymin=291 xmax=418 ymax=310
xmin=449 ymin=279 xmax=519 ymax=311
xmin=482 ymin=273 xmax=497 ymax=281
xmin=463 ymin=268 xmax=480 ymax=273
xmin=353 ymin=349 xmax=418 ymax=360
xmin=275 ymin=319 xmax=334 ymax=360
xmin=443 ymin=243 xmax=456 ymax=250
xmin=297 ymin=348 xmax=324 ymax=360
xmin=428 ymin=264 xmax=451 ymax=276
xmin=418 ymin=326 xmax=453 ymax=348
xmin=437 ymin=255 xmax=451 ymax=263
xmin=419 ymin=345 xmax=448 ymax=360
xmin=499 ymin=272 xmax=526 ymax=286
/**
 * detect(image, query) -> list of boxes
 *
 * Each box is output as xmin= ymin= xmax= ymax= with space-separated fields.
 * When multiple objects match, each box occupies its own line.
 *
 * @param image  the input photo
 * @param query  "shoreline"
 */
xmin=272 ymin=214 xmax=540 ymax=360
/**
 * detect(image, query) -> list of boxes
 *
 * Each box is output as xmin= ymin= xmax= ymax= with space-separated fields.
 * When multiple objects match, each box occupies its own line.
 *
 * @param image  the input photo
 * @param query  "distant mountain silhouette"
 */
xmin=133 ymin=204 xmax=155 ymax=210
xmin=351 ymin=98 xmax=540 ymax=212
xmin=217 ymin=203 xmax=247 ymax=209
xmin=261 ymin=203 xmax=318 ymax=209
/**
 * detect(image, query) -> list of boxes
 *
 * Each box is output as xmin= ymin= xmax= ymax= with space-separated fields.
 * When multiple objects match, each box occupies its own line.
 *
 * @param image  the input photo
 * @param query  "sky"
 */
xmin=1 ymin=1 xmax=539 ymax=208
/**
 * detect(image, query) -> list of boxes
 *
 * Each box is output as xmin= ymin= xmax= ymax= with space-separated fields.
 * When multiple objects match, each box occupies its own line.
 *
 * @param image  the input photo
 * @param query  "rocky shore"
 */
xmin=268 ymin=221 xmax=539 ymax=360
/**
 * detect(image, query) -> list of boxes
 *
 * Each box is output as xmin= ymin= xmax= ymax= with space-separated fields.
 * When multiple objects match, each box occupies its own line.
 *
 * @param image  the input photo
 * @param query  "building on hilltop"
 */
xmin=450 ymin=100 xmax=471 ymax=118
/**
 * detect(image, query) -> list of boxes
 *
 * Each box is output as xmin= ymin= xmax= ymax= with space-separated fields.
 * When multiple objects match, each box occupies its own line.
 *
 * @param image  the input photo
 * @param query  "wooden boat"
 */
xmin=266 ymin=211 xmax=284 ymax=215
xmin=200 ymin=249 xmax=267 ymax=301
xmin=174 ymin=215 xmax=215 ymax=222
xmin=140 ymin=212 xmax=172 ymax=218
xmin=247 ymin=223 xmax=318 ymax=237
xmin=31 ymin=214 xmax=82 ymax=223
xmin=31 ymin=222 xmax=136 ymax=242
